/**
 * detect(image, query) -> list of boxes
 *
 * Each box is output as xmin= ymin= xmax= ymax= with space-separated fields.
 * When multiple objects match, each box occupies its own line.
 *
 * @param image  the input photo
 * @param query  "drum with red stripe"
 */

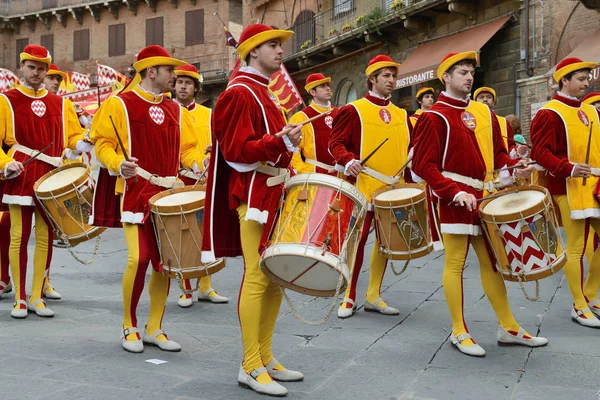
xmin=260 ymin=173 xmax=368 ymax=297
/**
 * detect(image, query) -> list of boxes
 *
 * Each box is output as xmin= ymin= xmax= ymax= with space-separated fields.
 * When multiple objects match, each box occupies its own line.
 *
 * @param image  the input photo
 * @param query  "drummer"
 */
xmin=583 ymin=92 xmax=600 ymax=111
xmin=411 ymin=51 xmax=547 ymax=356
xmin=329 ymin=55 xmax=412 ymax=319
xmin=201 ymin=24 xmax=303 ymax=396
xmin=473 ymin=86 xmax=528 ymax=159
xmin=92 ymin=45 xmax=202 ymax=352
xmin=0 ymin=203 xmax=9 ymax=299
xmin=289 ymin=73 xmax=338 ymax=175
xmin=409 ymin=87 xmax=434 ymax=127
xmin=0 ymin=44 xmax=87 ymax=318
xmin=530 ymin=57 xmax=600 ymax=326
xmin=173 ymin=63 xmax=229 ymax=308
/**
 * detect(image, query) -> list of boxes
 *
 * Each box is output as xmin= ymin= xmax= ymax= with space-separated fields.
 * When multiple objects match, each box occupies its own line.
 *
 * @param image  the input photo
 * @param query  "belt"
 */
xmin=305 ymin=158 xmax=336 ymax=173
xmin=12 ymin=144 xmax=63 ymax=168
xmin=135 ymin=168 xmax=183 ymax=189
xmin=179 ymin=169 xmax=200 ymax=181
xmin=363 ymin=167 xmax=399 ymax=186
xmin=442 ymin=171 xmax=497 ymax=192
xmin=257 ymin=165 xmax=290 ymax=187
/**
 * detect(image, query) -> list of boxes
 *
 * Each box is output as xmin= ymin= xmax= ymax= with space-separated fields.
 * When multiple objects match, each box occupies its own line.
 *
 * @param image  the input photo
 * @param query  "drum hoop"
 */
xmin=148 ymin=185 xmax=206 ymax=215
xmin=33 ymin=163 xmax=90 ymax=198
xmin=479 ymin=185 xmax=550 ymax=223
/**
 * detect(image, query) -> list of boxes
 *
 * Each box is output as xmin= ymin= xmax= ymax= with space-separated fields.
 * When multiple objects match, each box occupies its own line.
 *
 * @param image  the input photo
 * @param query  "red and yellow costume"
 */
xmin=329 ymin=55 xmax=412 ymax=317
xmin=409 ymin=87 xmax=434 ymax=127
xmin=202 ymin=24 xmax=300 ymax=395
xmin=0 ymin=45 xmax=84 ymax=317
xmin=412 ymin=52 xmax=545 ymax=354
xmin=290 ymin=73 xmax=337 ymax=175
xmin=473 ymin=87 xmax=518 ymax=156
xmin=173 ymin=64 xmax=226 ymax=305
xmin=92 ymin=46 xmax=201 ymax=350
xmin=530 ymin=57 xmax=600 ymax=323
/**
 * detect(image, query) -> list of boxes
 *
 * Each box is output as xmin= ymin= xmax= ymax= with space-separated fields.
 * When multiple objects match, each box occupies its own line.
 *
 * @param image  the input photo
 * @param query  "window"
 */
xmin=185 ymin=10 xmax=205 ymax=46
xmin=109 ymin=24 xmax=126 ymax=56
xmin=334 ymin=0 xmax=352 ymax=16
xmin=42 ymin=0 xmax=58 ymax=9
xmin=41 ymin=34 xmax=54 ymax=59
xmin=16 ymin=38 xmax=28 ymax=68
xmin=73 ymin=29 xmax=90 ymax=61
xmin=335 ymin=79 xmax=357 ymax=106
xmin=293 ymin=10 xmax=315 ymax=53
xmin=146 ymin=17 xmax=164 ymax=47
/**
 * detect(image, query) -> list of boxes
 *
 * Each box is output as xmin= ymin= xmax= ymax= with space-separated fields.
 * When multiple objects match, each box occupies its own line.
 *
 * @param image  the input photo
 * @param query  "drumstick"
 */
xmin=274 ymin=109 xmax=333 ymax=139
xmin=488 ymin=161 xmax=537 ymax=174
xmin=503 ymin=135 xmax=530 ymax=148
xmin=109 ymin=114 xmax=138 ymax=183
xmin=394 ymin=153 xmax=413 ymax=177
xmin=6 ymin=142 xmax=54 ymax=179
xmin=360 ymin=138 xmax=389 ymax=166
xmin=583 ymin=121 xmax=594 ymax=186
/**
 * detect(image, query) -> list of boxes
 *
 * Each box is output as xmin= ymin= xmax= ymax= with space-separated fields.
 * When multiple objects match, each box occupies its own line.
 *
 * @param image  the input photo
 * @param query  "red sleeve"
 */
xmin=411 ymin=112 xmax=463 ymax=201
xmin=505 ymin=119 xmax=517 ymax=151
xmin=530 ymin=109 xmax=574 ymax=179
xmin=329 ymin=104 xmax=361 ymax=166
xmin=213 ymin=88 xmax=288 ymax=165
xmin=405 ymin=112 xmax=414 ymax=183
xmin=491 ymin=112 xmax=517 ymax=169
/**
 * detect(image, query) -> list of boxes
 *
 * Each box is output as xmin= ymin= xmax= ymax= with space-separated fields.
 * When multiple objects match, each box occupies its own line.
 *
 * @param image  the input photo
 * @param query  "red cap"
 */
xmin=304 ymin=73 xmax=331 ymax=92
xmin=237 ymin=24 xmax=293 ymax=60
xmin=365 ymin=55 xmax=400 ymax=76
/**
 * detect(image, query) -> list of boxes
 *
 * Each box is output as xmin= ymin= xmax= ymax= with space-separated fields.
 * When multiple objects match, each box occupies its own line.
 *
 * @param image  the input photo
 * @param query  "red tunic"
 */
xmin=411 ymin=93 xmax=516 ymax=235
xmin=201 ymin=71 xmax=292 ymax=261
xmin=530 ymin=94 xmax=579 ymax=196
xmin=1 ymin=89 xmax=65 ymax=205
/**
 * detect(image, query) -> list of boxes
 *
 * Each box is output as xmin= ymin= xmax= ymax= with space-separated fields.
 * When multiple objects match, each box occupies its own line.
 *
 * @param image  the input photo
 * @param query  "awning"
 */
xmin=395 ymin=15 xmax=511 ymax=89
xmin=546 ymin=28 xmax=600 ymax=86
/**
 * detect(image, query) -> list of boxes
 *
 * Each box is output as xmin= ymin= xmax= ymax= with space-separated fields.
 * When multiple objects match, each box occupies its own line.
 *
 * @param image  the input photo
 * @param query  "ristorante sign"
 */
xmin=396 ymin=67 xmax=436 ymax=89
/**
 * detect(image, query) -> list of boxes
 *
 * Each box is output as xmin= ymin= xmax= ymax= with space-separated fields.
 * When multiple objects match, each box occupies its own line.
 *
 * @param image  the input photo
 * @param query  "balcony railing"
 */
xmin=283 ymin=0 xmax=435 ymax=58
xmin=0 ymin=0 xmax=111 ymax=16
xmin=186 ymin=54 xmax=231 ymax=83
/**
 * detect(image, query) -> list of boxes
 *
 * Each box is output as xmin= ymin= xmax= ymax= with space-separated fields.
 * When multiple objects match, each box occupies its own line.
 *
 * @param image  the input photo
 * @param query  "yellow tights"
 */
xmin=237 ymin=203 xmax=282 ymax=384
xmin=555 ymin=195 xmax=600 ymax=316
xmin=442 ymin=233 xmax=527 ymax=346
xmin=122 ymin=222 xmax=170 ymax=341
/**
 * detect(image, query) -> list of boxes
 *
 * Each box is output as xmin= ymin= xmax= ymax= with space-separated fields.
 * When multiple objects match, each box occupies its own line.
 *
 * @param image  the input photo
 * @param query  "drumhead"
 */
xmin=482 ymin=190 xmax=546 ymax=216
xmin=37 ymin=166 xmax=87 ymax=192
xmin=375 ymin=187 xmax=422 ymax=201
xmin=154 ymin=191 xmax=205 ymax=206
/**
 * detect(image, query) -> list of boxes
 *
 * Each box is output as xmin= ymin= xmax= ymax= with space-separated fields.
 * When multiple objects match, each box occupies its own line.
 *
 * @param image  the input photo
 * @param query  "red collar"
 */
xmin=553 ymin=93 xmax=581 ymax=108
xmin=233 ymin=71 xmax=270 ymax=87
xmin=364 ymin=93 xmax=390 ymax=106
xmin=437 ymin=92 xmax=470 ymax=108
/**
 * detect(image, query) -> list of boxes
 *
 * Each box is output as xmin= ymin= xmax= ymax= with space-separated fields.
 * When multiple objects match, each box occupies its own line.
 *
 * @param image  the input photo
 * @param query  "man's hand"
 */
xmin=284 ymin=123 xmax=302 ymax=147
xmin=204 ymin=145 xmax=212 ymax=154
xmin=347 ymin=160 xmax=365 ymax=177
xmin=120 ymin=157 xmax=139 ymax=179
xmin=517 ymin=145 xmax=528 ymax=157
xmin=6 ymin=161 xmax=24 ymax=178
xmin=514 ymin=160 xmax=534 ymax=179
xmin=572 ymin=163 xmax=592 ymax=178
xmin=455 ymin=193 xmax=477 ymax=212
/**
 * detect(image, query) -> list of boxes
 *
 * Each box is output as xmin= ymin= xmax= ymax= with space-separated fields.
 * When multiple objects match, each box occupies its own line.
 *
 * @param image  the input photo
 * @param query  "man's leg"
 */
xmin=0 ymin=211 xmax=11 ymax=296
xmin=8 ymin=205 xmax=33 ymax=316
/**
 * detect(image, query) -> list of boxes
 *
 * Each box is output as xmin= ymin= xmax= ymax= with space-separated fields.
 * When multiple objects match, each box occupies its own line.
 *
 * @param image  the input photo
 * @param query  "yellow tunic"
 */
xmin=497 ymin=115 xmax=508 ymax=150
xmin=91 ymin=86 xmax=199 ymax=194
xmin=188 ymin=102 xmax=212 ymax=168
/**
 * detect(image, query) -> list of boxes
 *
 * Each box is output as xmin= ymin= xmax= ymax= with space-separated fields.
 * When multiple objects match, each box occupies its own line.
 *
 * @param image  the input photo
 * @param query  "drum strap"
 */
xmin=179 ymin=169 xmax=200 ymax=181
xmin=12 ymin=144 xmax=63 ymax=168
xmin=305 ymin=158 xmax=336 ymax=173
xmin=442 ymin=171 xmax=498 ymax=192
xmin=362 ymin=167 xmax=400 ymax=186
xmin=135 ymin=168 xmax=184 ymax=189
xmin=256 ymin=165 xmax=290 ymax=187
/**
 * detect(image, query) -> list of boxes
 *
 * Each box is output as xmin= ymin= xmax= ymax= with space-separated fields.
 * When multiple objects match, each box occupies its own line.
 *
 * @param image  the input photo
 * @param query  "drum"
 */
xmin=372 ymin=183 xmax=433 ymax=260
xmin=149 ymin=185 xmax=225 ymax=280
xmin=479 ymin=185 xmax=566 ymax=282
xmin=34 ymin=163 xmax=105 ymax=245
xmin=260 ymin=173 xmax=368 ymax=297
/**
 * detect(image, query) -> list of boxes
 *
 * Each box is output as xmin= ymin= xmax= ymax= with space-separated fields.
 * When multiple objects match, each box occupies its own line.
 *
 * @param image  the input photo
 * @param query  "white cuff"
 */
xmin=64 ymin=148 xmax=81 ymax=161
xmin=192 ymin=162 xmax=201 ymax=174
xmin=79 ymin=115 xmax=89 ymax=127
xmin=571 ymin=164 xmax=576 ymax=178
xmin=76 ymin=140 xmax=94 ymax=153
xmin=452 ymin=191 xmax=466 ymax=202
xmin=282 ymin=135 xmax=298 ymax=153
xmin=499 ymin=165 xmax=513 ymax=186
xmin=410 ymin=169 xmax=424 ymax=183
xmin=344 ymin=159 xmax=359 ymax=176
xmin=3 ymin=161 xmax=16 ymax=178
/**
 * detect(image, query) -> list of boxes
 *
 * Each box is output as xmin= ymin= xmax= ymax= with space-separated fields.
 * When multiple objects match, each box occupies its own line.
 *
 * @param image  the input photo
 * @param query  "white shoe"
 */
xmin=450 ymin=333 xmax=486 ymax=357
xmin=266 ymin=358 xmax=304 ymax=382
xmin=588 ymin=299 xmax=600 ymax=317
xmin=43 ymin=284 xmax=62 ymax=300
xmin=237 ymin=365 xmax=288 ymax=397
xmin=178 ymin=294 xmax=193 ymax=308
xmin=198 ymin=288 xmax=229 ymax=304
xmin=27 ymin=299 xmax=55 ymax=317
xmin=364 ymin=297 xmax=400 ymax=315
xmin=571 ymin=307 xmax=600 ymax=328
xmin=337 ymin=298 xmax=357 ymax=319
xmin=0 ymin=281 xmax=12 ymax=298
xmin=122 ymin=327 xmax=144 ymax=353
xmin=10 ymin=300 xmax=27 ymax=319
xmin=497 ymin=327 xmax=548 ymax=347
xmin=143 ymin=328 xmax=182 ymax=352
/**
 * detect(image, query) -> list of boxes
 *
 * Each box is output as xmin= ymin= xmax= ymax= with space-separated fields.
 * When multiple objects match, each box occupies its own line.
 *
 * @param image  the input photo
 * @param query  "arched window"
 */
xmin=293 ymin=10 xmax=315 ymax=53
xmin=335 ymin=79 xmax=358 ymax=106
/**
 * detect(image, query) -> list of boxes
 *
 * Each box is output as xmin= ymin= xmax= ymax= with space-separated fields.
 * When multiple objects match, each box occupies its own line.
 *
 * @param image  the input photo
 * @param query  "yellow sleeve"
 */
xmin=180 ymin=107 xmax=202 ymax=169
xmin=91 ymin=97 xmax=127 ymax=174
xmin=63 ymin=99 xmax=85 ymax=149
xmin=288 ymin=111 xmax=314 ymax=174
xmin=196 ymin=107 xmax=212 ymax=167
xmin=410 ymin=117 xmax=417 ymax=128
xmin=0 ymin=95 xmax=16 ymax=171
